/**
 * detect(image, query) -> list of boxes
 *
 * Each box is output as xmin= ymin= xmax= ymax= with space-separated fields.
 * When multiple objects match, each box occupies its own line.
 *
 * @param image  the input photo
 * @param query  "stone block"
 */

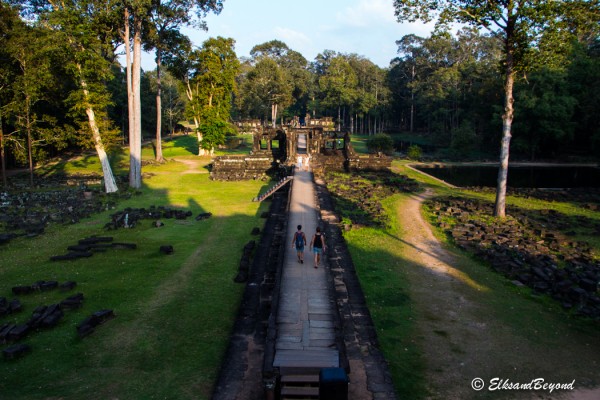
xmin=160 ymin=245 xmax=174 ymax=254
xmin=60 ymin=293 xmax=84 ymax=310
xmin=92 ymin=309 xmax=115 ymax=325
xmin=9 ymin=299 xmax=22 ymax=313
xmin=3 ymin=344 xmax=31 ymax=360
xmin=12 ymin=286 xmax=33 ymax=295
xmin=0 ymin=324 xmax=16 ymax=343
xmin=7 ymin=324 xmax=30 ymax=341
xmin=195 ymin=212 xmax=212 ymax=221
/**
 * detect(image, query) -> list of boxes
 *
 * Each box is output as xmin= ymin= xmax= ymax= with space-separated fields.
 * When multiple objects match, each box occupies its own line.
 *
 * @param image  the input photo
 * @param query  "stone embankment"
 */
xmin=429 ymin=196 xmax=600 ymax=319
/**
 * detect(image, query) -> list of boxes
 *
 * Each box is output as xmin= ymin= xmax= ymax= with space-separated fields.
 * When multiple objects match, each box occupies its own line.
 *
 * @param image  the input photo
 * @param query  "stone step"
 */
xmin=281 ymin=374 xmax=319 ymax=384
xmin=273 ymin=348 xmax=339 ymax=369
xmin=280 ymin=385 xmax=319 ymax=397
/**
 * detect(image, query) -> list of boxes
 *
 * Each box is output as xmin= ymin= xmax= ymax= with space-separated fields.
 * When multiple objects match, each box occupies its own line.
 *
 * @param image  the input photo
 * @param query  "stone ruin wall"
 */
xmin=211 ymin=120 xmax=392 ymax=180
xmin=210 ymin=155 xmax=276 ymax=181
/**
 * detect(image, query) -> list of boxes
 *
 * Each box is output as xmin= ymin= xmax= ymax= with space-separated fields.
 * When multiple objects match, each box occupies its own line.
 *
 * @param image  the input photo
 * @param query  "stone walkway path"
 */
xmin=273 ymin=168 xmax=340 ymax=371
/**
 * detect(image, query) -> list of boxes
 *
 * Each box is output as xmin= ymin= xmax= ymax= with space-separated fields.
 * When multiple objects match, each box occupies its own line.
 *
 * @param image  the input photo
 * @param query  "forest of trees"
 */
xmin=0 ymin=1 xmax=598 ymax=191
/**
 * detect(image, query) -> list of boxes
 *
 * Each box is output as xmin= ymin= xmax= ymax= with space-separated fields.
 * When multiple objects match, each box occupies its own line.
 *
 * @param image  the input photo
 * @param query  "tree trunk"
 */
xmin=129 ymin=14 xmax=143 ymax=188
xmin=0 ymin=114 xmax=6 ymax=188
xmin=337 ymin=106 xmax=341 ymax=131
xmin=155 ymin=47 xmax=164 ymax=162
xmin=76 ymin=62 xmax=118 ymax=193
xmin=85 ymin=105 xmax=118 ymax=193
xmin=124 ymin=9 xmax=135 ymax=187
xmin=494 ymin=35 xmax=516 ymax=218
xmin=271 ymin=103 xmax=278 ymax=128
xmin=26 ymin=97 xmax=33 ymax=188
xmin=410 ymin=65 xmax=415 ymax=133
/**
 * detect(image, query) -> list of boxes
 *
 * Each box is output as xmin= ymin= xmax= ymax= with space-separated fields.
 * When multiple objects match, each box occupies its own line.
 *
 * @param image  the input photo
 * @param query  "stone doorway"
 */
xmin=297 ymin=133 xmax=307 ymax=155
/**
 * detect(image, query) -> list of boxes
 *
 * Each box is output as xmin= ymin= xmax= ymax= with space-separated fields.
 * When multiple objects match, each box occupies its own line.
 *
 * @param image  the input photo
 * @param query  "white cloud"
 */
xmin=336 ymin=0 xmax=396 ymax=28
xmin=273 ymin=27 xmax=311 ymax=48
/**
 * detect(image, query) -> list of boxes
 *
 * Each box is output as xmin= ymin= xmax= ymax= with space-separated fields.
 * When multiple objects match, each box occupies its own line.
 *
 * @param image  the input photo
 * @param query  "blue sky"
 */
xmin=141 ymin=0 xmax=435 ymax=70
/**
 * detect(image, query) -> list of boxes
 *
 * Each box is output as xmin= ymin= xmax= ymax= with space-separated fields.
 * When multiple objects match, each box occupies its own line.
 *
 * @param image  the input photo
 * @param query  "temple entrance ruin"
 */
xmin=211 ymin=118 xmax=391 ymax=180
xmin=297 ymin=134 xmax=307 ymax=155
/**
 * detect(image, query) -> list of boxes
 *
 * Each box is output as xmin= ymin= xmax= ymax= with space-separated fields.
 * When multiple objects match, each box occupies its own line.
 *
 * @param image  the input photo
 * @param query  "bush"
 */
xmin=407 ymin=145 xmax=422 ymax=160
xmin=366 ymin=133 xmax=394 ymax=155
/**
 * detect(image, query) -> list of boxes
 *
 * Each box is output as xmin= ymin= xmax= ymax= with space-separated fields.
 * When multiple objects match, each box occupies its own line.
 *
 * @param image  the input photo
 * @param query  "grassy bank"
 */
xmin=336 ymin=159 xmax=600 ymax=398
xmin=1 ymin=141 xmax=269 ymax=399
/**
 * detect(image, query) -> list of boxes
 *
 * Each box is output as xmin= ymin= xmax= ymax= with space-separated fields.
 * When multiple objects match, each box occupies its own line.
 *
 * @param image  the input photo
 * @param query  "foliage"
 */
xmin=366 ymin=133 xmax=395 ymax=155
xmin=183 ymin=36 xmax=239 ymax=153
xmin=0 ymin=2 xmax=599 ymax=170
xmin=318 ymin=55 xmax=358 ymax=126
xmin=406 ymin=144 xmax=422 ymax=160
xmin=237 ymin=44 xmax=296 ymax=124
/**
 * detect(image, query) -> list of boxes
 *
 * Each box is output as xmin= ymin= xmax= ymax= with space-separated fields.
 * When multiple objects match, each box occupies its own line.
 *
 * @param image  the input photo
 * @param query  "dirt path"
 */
xmin=398 ymin=189 xmax=600 ymax=399
xmin=176 ymin=158 xmax=208 ymax=174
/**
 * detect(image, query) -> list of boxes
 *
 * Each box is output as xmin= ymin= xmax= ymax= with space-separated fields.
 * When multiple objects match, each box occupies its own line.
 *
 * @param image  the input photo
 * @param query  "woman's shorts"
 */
xmin=313 ymin=247 xmax=322 ymax=254
xmin=296 ymin=245 xmax=305 ymax=252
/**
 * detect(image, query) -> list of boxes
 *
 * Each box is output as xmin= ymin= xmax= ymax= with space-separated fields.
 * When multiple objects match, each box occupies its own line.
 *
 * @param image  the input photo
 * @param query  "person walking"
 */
xmin=292 ymin=225 xmax=307 ymax=263
xmin=309 ymin=227 xmax=326 ymax=268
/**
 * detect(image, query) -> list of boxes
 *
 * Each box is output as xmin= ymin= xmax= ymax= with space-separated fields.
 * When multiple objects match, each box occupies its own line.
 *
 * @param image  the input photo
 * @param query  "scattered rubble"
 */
xmin=427 ymin=196 xmax=600 ymax=319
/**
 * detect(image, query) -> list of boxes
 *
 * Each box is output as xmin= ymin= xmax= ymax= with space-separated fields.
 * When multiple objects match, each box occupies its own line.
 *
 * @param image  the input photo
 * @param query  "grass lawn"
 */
xmin=0 ymin=141 xmax=270 ymax=399
xmin=338 ymin=159 xmax=600 ymax=398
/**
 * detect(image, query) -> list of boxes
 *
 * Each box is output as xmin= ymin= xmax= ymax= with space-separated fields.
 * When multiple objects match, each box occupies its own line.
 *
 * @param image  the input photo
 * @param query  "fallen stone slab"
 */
xmin=12 ymin=286 xmax=33 ymax=295
xmin=67 ymin=244 xmax=92 ymax=252
xmin=7 ymin=299 xmax=22 ymax=314
xmin=7 ymin=324 xmax=30 ymax=341
xmin=60 ymin=293 xmax=84 ymax=310
xmin=50 ymin=251 xmax=94 ymax=261
xmin=32 ymin=280 xmax=59 ymax=292
xmin=28 ymin=304 xmax=64 ymax=329
xmin=0 ymin=324 xmax=16 ymax=344
xmin=76 ymin=309 xmax=115 ymax=338
xmin=159 ymin=245 xmax=174 ymax=254
xmin=0 ymin=233 xmax=18 ymax=245
xmin=3 ymin=344 xmax=31 ymax=360
xmin=195 ymin=212 xmax=212 ymax=221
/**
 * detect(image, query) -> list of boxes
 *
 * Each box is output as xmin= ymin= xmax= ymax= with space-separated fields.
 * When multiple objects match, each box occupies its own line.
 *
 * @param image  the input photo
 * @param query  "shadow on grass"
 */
xmin=344 ymin=233 xmax=600 ymax=399
xmin=0 ymin=159 xmax=270 ymax=400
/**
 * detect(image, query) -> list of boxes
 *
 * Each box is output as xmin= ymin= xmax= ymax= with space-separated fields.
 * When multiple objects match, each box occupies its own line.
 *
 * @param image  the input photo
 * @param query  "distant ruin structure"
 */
xmin=211 ymin=117 xmax=391 ymax=180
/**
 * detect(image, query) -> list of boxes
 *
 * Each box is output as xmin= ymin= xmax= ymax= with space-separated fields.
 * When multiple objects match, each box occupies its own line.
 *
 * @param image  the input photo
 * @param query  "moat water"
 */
xmin=415 ymin=165 xmax=600 ymax=188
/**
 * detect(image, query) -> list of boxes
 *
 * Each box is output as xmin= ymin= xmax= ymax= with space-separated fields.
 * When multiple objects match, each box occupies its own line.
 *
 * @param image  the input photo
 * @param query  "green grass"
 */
xmin=339 ymin=159 xmax=600 ymax=398
xmin=0 ymin=146 xmax=270 ymax=399
xmin=350 ymin=134 xmax=369 ymax=154
xmin=344 ymin=195 xmax=427 ymax=398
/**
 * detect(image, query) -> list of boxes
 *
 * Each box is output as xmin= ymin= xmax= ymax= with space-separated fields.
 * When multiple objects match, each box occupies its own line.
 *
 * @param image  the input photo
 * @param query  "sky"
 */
xmin=141 ymin=0 xmax=435 ymax=70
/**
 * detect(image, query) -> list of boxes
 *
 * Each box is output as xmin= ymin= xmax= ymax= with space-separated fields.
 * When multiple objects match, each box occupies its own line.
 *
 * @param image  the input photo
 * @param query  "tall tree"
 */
xmin=123 ymin=0 xmax=150 ymax=189
xmin=4 ymin=15 xmax=55 ymax=187
xmin=33 ymin=0 xmax=122 ymax=193
xmin=0 ymin=3 xmax=21 ymax=188
xmin=319 ymin=55 xmax=358 ymax=130
xmin=247 ymin=40 xmax=301 ymax=125
xmin=394 ymin=34 xmax=427 ymax=133
xmin=241 ymin=57 xmax=292 ymax=126
xmin=144 ymin=0 xmax=223 ymax=162
xmin=394 ymin=0 xmax=599 ymax=217
xmin=186 ymin=36 xmax=239 ymax=155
